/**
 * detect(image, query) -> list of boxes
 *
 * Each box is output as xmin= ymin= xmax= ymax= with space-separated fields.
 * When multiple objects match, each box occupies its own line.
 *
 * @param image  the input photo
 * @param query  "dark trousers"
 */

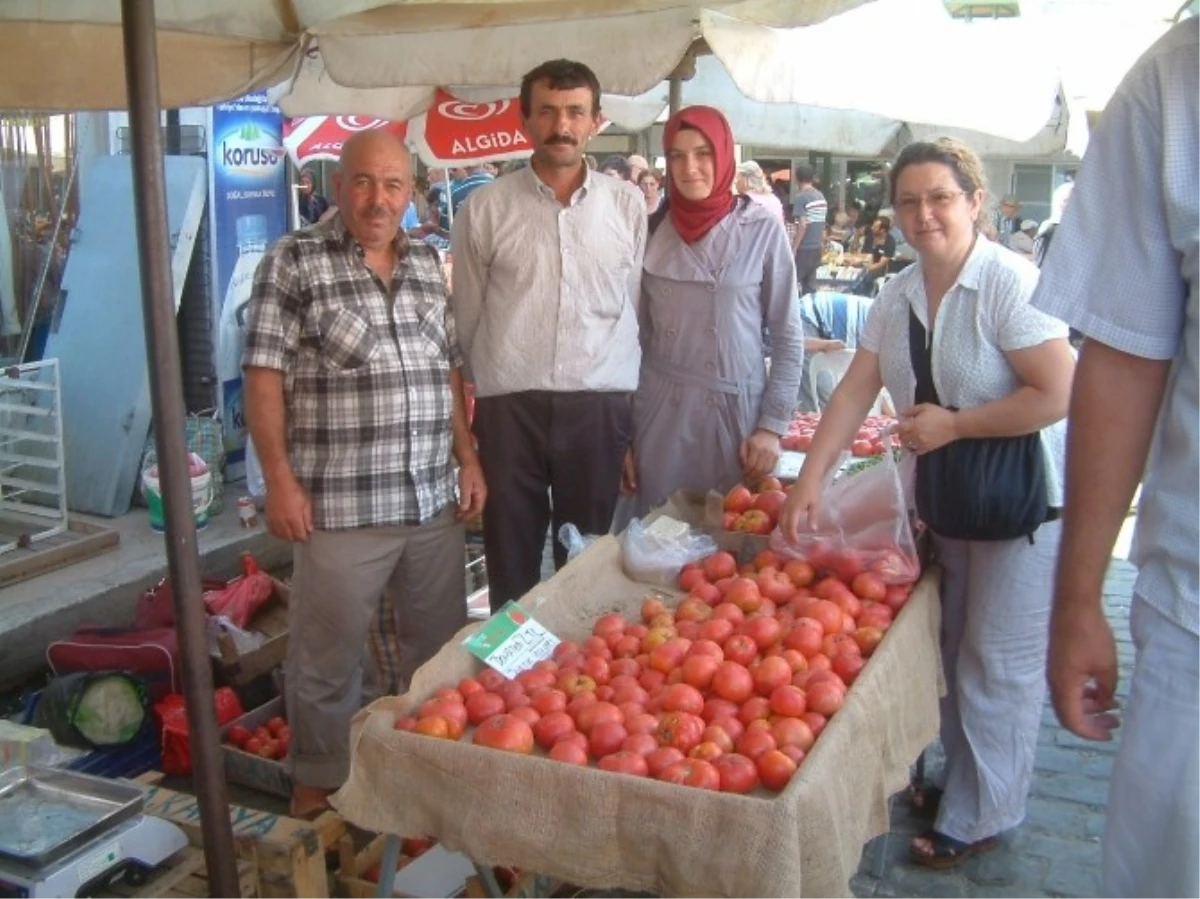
xmin=474 ymin=390 xmax=631 ymax=612
xmin=795 ymin=245 xmax=823 ymax=296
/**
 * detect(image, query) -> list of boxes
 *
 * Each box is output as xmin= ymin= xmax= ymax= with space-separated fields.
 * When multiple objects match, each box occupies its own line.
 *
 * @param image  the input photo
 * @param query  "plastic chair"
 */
xmin=809 ymin=349 xmax=856 ymax=412
xmin=809 ymin=348 xmax=891 ymax=415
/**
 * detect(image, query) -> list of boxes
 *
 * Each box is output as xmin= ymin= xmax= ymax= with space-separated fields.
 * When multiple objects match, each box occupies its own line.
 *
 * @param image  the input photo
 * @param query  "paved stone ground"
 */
xmin=850 ymin=557 xmax=1136 ymax=898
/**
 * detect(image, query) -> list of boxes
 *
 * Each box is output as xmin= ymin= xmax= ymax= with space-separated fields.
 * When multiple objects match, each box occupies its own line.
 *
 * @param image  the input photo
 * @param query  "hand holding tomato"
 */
xmin=778 ymin=474 xmax=824 ymax=544
xmin=896 ymin=404 xmax=957 ymax=455
xmin=1047 ymin=597 xmax=1121 ymax=742
xmin=739 ymin=430 xmax=782 ymax=482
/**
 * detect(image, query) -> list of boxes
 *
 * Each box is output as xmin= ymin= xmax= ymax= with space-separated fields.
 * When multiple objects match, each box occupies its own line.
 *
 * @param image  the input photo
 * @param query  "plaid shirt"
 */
xmin=243 ymin=216 xmax=463 ymax=530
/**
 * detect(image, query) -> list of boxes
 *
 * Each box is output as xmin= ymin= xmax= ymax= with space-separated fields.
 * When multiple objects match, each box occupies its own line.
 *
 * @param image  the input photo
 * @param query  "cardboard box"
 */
xmin=215 ymin=577 xmax=290 ymax=686
xmin=219 ymin=695 xmax=293 ymax=798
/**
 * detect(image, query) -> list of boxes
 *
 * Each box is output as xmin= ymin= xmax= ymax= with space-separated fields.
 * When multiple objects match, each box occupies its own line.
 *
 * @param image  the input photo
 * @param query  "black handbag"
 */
xmin=907 ymin=308 xmax=1053 ymax=541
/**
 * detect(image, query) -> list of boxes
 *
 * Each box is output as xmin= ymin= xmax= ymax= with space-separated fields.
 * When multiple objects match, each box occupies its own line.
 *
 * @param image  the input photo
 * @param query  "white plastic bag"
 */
xmin=558 ymin=523 xmax=599 ymax=562
xmin=621 ymin=516 xmax=719 ymax=588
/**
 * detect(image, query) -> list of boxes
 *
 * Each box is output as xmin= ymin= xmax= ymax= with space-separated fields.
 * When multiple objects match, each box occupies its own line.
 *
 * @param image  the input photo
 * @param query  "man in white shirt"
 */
xmin=1033 ymin=18 xmax=1198 ymax=898
xmin=1009 ymin=219 xmax=1037 ymax=261
xmin=451 ymin=59 xmax=646 ymax=610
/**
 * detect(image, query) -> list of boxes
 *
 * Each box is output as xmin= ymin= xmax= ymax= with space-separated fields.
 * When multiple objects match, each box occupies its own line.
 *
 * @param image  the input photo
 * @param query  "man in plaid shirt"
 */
xmin=243 ymin=129 xmax=485 ymax=817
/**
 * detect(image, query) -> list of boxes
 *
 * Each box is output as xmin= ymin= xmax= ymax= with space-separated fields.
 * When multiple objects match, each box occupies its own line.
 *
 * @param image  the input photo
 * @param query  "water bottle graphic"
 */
xmin=218 ymin=214 xmax=267 ymax=459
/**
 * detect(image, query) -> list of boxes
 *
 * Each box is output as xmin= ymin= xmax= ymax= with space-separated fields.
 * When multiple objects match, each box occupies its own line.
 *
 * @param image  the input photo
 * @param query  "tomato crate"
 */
xmin=219 ymin=695 xmax=293 ymax=798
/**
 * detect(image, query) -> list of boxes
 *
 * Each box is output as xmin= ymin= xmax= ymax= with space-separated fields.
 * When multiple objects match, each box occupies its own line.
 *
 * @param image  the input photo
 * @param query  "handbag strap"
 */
xmin=907 ymin=307 xmax=942 ymax=406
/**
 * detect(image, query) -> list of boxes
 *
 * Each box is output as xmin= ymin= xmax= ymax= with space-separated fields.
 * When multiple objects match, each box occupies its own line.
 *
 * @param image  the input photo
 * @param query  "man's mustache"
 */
xmin=546 ymin=134 xmax=577 ymax=146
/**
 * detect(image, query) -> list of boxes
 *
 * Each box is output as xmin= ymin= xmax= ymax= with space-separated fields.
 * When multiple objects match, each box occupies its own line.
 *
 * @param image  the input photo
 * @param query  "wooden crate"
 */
xmin=337 ymin=834 xmax=561 ymax=899
xmin=218 ymin=696 xmax=292 ymax=798
xmin=97 ymin=847 xmax=259 ymax=898
xmin=214 ymin=578 xmax=289 ymax=687
xmin=136 ymin=776 xmax=346 ymax=898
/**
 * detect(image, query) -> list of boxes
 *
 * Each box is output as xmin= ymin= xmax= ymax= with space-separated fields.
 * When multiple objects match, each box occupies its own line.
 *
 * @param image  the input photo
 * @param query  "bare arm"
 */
xmin=1056 ymin=339 xmax=1165 ymax=605
xmin=898 ymin=337 xmax=1075 ymax=453
xmin=780 ymin=349 xmax=883 ymax=540
xmin=244 ymin=365 xmax=312 ymax=541
xmin=449 ymin=368 xmax=486 ymax=519
xmin=957 ymin=338 xmax=1075 ymax=435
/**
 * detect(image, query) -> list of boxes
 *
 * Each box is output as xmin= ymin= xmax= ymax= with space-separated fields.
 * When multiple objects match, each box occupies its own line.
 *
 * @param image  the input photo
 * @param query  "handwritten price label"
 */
xmin=463 ymin=601 xmax=560 ymax=678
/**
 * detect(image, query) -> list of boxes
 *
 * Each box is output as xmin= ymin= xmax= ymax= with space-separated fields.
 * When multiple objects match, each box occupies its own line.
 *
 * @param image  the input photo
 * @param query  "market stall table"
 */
xmin=332 ymin=532 xmax=942 ymax=898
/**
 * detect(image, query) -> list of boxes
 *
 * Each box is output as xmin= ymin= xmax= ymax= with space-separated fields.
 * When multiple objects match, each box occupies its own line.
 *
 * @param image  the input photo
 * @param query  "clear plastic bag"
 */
xmin=770 ymin=446 xmax=920 ymax=584
xmin=621 ymin=516 xmax=719 ymax=588
xmin=558 ymin=523 xmax=600 ymax=562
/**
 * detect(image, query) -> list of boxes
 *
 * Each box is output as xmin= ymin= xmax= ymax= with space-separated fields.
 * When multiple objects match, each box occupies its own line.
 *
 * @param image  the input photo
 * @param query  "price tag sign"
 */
xmin=463 ymin=601 xmax=560 ymax=678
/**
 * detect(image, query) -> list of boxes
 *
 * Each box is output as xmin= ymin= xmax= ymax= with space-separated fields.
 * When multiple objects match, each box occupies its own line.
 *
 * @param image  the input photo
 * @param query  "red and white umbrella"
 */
xmin=283 ymin=88 xmax=617 ymax=169
xmin=282 ymin=115 xmax=408 ymax=168
xmin=407 ymin=89 xmax=533 ymax=166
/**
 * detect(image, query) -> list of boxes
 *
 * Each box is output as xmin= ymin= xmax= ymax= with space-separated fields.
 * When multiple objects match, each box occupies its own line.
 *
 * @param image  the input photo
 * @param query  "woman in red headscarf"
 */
xmin=617 ymin=106 xmax=804 ymax=522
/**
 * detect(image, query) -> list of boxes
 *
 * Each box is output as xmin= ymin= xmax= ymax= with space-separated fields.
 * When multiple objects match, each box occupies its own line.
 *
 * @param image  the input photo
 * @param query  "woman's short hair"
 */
xmin=637 ymin=168 xmax=663 ymax=187
xmin=736 ymin=160 xmax=770 ymax=194
xmin=889 ymin=137 xmax=988 ymax=208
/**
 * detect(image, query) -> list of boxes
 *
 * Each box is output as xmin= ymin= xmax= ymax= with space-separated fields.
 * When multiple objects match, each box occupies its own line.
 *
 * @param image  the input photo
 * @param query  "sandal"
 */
xmin=904 ymin=780 xmax=943 ymax=820
xmin=909 ymin=830 xmax=998 ymax=870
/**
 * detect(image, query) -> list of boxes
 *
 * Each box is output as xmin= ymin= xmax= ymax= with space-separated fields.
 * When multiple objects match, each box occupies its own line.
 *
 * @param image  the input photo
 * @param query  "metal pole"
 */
xmin=668 ymin=76 xmax=682 ymax=117
xmin=118 ymin=2 xmax=240 ymax=895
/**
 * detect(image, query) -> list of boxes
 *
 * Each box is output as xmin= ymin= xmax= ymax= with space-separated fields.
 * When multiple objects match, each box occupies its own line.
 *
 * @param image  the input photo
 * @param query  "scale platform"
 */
xmin=0 ymin=766 xmax=188 ymax=898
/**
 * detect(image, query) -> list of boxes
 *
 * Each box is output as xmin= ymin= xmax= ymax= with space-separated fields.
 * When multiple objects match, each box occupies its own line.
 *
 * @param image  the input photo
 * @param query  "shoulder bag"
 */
xmin=907 ymin=307 xmax=1054 ymax=541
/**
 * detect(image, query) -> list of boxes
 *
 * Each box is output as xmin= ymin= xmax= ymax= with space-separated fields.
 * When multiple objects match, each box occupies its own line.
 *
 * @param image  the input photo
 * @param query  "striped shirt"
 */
xmin=1031 ymin=18 xmax=1198 ymax=635
xmin=242 ymin=216 xmax=462 ymax=530
xmin=450 ymin=165 xmax=646 ymax=397
xmin=792 ymin=186 xmax=828 ymax=249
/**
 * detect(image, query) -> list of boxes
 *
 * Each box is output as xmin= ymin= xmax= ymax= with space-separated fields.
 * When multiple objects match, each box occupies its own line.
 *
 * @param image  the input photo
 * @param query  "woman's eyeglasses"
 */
xmin=895 ymin=190 xmax=967 ymax=214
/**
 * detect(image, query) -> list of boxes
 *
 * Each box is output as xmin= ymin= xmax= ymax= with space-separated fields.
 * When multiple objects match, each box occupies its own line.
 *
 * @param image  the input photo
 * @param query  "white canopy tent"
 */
xmin=0 ymin=0 xmax=872 ymax=111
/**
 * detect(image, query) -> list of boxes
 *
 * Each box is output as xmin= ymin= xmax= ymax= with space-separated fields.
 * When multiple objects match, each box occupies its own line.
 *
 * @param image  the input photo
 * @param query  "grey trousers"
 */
xmin=285 ymin=506 xmax=466 ymax=789
xmin=931 ymin=520 xmax=1061 ymax=843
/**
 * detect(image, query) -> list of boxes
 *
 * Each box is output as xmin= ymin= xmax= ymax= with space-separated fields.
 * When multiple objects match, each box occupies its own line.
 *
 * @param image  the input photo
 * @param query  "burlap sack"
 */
xmin=332 ymin=536 xmax=942 ymax=897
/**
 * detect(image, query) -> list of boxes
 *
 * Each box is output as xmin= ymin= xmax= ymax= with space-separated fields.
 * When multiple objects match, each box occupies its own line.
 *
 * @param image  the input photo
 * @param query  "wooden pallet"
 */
xmin=0 ymin=515 xmax=119 ymax=588
xmin=134 ymin=774 xmax=346 ymax=897
xmin=98 ymin=847 xmax=259 ymax=898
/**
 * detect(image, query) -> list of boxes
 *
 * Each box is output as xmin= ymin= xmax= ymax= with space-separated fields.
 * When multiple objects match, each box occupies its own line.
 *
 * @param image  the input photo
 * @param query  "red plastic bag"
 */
xmin=203 ymin=553 xmax=275 ymax=629
xmin=770 ymin=447 xmax=920 ymax=584
xmin=153 ymin=687 xmax=244 ymax=776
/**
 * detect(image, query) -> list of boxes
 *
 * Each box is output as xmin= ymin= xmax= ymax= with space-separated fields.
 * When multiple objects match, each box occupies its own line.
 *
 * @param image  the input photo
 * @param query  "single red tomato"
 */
xmin=722 ymin=635 xmax=759 ymax=668
xmin=465 ymin=691 xmax=506 ymax=726
xmin=645 ymin=746 xmax=686 ymax=778
xmin=751 ymin=656 xmax=792 ymax=695
xmin=711 ymin=661 xmax=754 ymax=703
xmin=771 ymin=716 xmax=815 ymax=752
xmin=713 ymin=752 xmax=760 ymax=794
xmin=548 ymin=740 xmax=589 ymax=766
xmin=243 ymin=736 xmax=265 ymax=755
xmin=598 ymin=750 xmax=649 ymax=777
xmin=574 ymin=701 xmax=622 ymax=735
xmin=757 ymin=749 xmax=798 ymax=790
xmin=658 ymin=758 xmax=721 ymax=791
xmin=735 ymin=728 xmax=777 ymax=761
xmin=621 ymin=733 xmax=659 ymax=756
xmin=588 ymin=721 xmax=629 ymax=759
xmin=226 ymin=725 xmax=251 ymax=748
xmin=769 ymin=684 xmax=808 ymax=718
xmin=265 ymin=716 xmax=287 ymax=737
xmin=656 ymin=712 xmax=706 ymax=754
xmin=533 ymin=711 xmax=576 ymax=750
xmin=659 ymin=683 xmax=705 ymax=716
xmin=472 ymin=714 xmax=534 ymax=754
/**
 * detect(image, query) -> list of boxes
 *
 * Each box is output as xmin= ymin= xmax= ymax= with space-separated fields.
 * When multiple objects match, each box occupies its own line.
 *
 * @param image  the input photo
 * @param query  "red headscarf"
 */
xmin=663 ymin=105 xmax=737 ymax=244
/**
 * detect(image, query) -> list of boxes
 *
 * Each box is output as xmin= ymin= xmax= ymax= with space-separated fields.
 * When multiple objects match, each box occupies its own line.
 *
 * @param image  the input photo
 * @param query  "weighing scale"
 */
xmin=0 ymin=766 xmax=188 ymax=898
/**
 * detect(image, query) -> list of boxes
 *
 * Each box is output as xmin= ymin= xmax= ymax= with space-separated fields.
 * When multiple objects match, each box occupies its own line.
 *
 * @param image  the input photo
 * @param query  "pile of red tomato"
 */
xmin=781 ymin=412 xmax=900 ymax=457
xmin=720 ymin=477 xmax=787 ymax=534
xmin=397 ymin=549 xmax=914 ymax=795
xmin=225 ymin=714 xmax=290 ymax=760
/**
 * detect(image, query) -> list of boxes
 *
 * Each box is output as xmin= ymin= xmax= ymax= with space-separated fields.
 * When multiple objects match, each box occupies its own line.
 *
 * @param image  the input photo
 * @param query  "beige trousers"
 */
xmin=285 ymin=506 xmax=466 ymax=789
